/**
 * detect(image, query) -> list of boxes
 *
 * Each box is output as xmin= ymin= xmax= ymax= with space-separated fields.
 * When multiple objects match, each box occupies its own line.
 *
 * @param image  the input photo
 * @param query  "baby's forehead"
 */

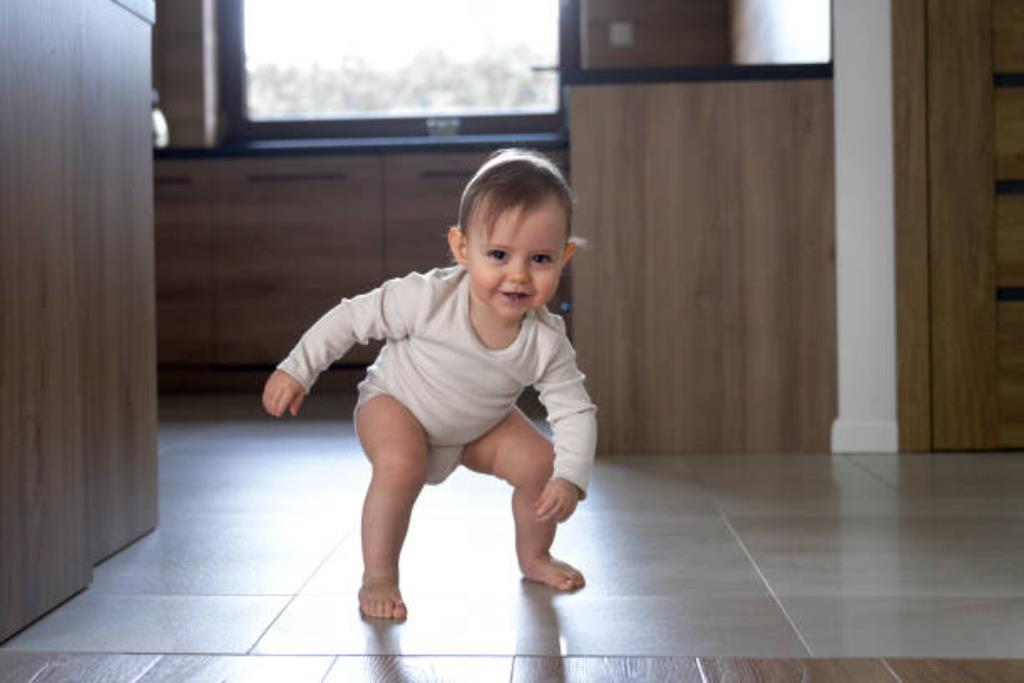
xmin=468 ymin=194 xmax=569 ymax=238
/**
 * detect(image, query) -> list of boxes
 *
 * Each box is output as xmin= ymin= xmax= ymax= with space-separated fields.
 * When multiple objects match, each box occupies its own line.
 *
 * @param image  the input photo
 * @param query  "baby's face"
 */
xmin=451 ymin=195 xmax=574 ymax=327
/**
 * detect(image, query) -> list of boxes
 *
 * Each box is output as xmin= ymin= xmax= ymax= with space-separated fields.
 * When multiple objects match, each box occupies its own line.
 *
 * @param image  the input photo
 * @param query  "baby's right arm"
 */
xmin=269 ymin=272 xmax=426 ymax=404
xmin=262 ymin=369 xmax=305 ymax=417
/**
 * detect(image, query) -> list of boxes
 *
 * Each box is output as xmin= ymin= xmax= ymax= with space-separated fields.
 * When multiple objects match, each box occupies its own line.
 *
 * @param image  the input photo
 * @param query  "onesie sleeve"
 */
xmin=534 ymin=330 xmax=598 ymax=499
xmin=276 ymin=272 xmax=423 ymax=392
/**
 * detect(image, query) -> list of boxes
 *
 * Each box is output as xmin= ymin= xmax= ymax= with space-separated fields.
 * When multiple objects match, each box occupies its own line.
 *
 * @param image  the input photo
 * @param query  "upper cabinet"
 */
xmin=578 ymin=0 xmax=832 ymax=69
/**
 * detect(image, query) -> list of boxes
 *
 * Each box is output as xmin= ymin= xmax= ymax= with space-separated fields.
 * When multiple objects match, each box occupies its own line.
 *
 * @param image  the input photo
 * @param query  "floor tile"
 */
xmin=554 ymin=512 xmax=774 ymax=598
xmin=324 ymin=656 xmax=513 ymax=683
xmin=89 ymin=512 xmax=351 ymax=596
xmin=781 ymin=596 xmax=1024 ymax=658
xmin=684 ymin=453 xmax=902 ymax=516
xmin=251 ymin=592 xmax=548 ymax=656
xmin=544 ymin=595 xmax=809 ymax=658
xmin=846 ymin=453 xmax=1024 ymax=516
xmin=729 ymin=516 xmax=1024 ymax=598
xmin=584 ymin=455 xmax=720 ymax=516
xmin=0 ymin=593 xmax=289 ymax=654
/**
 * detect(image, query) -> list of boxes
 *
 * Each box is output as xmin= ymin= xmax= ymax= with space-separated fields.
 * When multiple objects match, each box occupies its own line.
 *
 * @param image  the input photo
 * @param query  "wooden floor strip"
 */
xmin=886 ymin=659 xmax=1024 ymax=682
xmin=511 ymin=656 xmax=703 ymax=682
xmin=698 ymin=657 xmax=897 ymax=682
xmin=5 ymin=654 xmax=1024 ymax=682
xmin=0 ymin=652 xmax=159 ymax=683
xmin=323 ymin=656 xmax=513 ymax=683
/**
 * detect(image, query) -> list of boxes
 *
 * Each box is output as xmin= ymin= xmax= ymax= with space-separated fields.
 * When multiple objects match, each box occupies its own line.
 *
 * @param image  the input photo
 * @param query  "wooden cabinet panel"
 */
xmin=211 ymin=156 xmax=384 ymax=365
xmin=893 ymin=0 xmax=932 ymax=451
xmin=2 ymin=0 xmax=156 ymax=641
xmin=570 ymin=80 xmax=835 ymax=453
xmin=927 ymin=0 xmax=999 ymax=449
xmin=382 ymin=152 xmax=485 ymax=278
xmin=1 ymin=0 xmax=91 ymax=643
xmin=996 ymin=87 xmax=1024 ymax=180
xmin=994 ymin=0 xmax=1024 ymax=72
xmin=155 ymin=161 xmax=215 ymax=364
xmin=79 ymin=0 xmax=158 ymax=564
xmin=997 ymin=194 xmax=1024 ymax=287
xmin=581 ymin=0 xmax=728 ymax=68
xmin=999 ymin=302 xmax=1024 ymax=446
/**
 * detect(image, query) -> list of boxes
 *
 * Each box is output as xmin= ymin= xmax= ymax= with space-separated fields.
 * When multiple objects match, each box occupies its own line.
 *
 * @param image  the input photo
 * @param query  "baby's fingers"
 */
xmin=289 ymin=392 xmax=304 ymax=416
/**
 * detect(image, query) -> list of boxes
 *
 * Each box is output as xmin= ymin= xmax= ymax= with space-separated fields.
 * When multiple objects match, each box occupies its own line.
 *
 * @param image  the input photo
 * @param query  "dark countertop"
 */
xmin=155 ymin=132 xmax=568 ymax=160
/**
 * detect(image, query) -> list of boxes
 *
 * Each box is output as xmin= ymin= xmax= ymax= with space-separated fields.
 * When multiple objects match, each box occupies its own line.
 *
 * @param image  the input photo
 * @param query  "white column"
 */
xmin=831 ymin=0 xmax=899 ymax=453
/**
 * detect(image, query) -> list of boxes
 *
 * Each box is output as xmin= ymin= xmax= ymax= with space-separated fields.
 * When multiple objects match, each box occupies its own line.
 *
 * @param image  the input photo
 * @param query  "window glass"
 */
xmin=243 ymin=0 xmax=560 ymax=121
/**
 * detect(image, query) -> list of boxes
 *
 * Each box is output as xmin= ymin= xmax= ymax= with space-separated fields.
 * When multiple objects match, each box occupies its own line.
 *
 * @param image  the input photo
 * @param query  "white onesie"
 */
xmin=277 ymin=266 xmax=598 ymax=494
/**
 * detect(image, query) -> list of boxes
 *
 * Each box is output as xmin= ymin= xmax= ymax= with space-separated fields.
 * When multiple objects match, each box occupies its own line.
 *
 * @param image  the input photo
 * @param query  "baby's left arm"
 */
xmin=535 ymin=477 xmax=583 ymax=523
xmin=534 ymin=333 xmax=598 ymax=503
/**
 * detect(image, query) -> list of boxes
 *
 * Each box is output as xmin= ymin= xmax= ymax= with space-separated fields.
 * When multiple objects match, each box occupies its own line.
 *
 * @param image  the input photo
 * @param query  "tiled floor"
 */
xmin=3 ymin=393 xmax=1024 ymax=680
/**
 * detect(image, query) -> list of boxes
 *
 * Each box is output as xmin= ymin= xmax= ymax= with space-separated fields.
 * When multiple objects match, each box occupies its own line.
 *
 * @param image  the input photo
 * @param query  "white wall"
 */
xmin=831 ymin=0 xmax=899 ymax=453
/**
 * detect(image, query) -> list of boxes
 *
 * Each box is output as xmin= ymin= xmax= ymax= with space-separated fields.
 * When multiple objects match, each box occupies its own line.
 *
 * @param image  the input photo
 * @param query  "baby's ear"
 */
xmin=562 ymin=240 xmax=577 ymax=265
xmin=447 ymin=226 xmax=468 ymax=265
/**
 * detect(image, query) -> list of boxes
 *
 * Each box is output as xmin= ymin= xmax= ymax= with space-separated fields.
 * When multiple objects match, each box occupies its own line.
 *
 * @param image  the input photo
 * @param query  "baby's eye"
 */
xmin=532 ymin=254 xmax=553 ymax=264
xmin=487 ymin=249 xmax=507 ymax=261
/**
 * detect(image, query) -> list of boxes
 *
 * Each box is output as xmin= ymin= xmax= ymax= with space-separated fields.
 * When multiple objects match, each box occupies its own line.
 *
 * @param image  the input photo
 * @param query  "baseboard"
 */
xmin=831 ymin=418 xmax=899 ymax=453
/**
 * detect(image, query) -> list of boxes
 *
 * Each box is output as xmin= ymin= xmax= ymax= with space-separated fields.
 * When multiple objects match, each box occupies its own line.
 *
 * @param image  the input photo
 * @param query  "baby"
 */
xmin=262 ymin=149 xmax=597 ymax=620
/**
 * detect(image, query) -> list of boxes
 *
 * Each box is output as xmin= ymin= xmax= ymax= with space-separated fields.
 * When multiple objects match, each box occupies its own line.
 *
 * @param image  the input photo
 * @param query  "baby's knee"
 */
xmin=518 ymin=443 xmax=555 ymax=489
xmin=371 ymin=448 xmax=429 ymax=490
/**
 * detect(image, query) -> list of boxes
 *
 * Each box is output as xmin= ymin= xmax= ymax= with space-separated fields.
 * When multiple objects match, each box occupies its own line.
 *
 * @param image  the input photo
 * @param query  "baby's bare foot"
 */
xmin=521 ymin=555 xmax=585 ymax=592
xmin=359 ymin=575 xmax=407 ymax=620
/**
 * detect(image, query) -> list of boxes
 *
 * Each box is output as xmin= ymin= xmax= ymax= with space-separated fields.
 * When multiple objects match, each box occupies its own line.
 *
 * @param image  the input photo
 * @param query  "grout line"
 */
xmin=129 ymin=654 xmax=164 ymax=683
xmin=695 ymin=656 xmax=711 ymax=683
xmin=716 ymin=505 xmax=815 ymax=657
xmin=881 ymin=658 xmax=905 ymax=683
xmin=320 ymin=656 xmax=340 ymax=683
xmin=244 ymin=521 xmax=361 ymax=655
xmin=840 ymin=453 xmax=899 ymax=492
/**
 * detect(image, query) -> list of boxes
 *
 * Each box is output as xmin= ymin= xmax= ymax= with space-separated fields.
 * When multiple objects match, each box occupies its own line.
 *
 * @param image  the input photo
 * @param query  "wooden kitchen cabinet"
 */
xmin=211 ymin=156 xmax=384 ymax=365
xmin=2 ymin=0 xmax=156 ymax=642
xmin=155 ymin=160 xmax=215 ymax=364
xmin=382 ymin=152 xmax=487 ymax=278
xmin=155 ymin=147 xmax=571 ymax=381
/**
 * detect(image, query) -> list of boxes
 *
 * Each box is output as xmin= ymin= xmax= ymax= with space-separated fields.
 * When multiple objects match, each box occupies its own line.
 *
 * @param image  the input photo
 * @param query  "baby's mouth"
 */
xmin=501 ymin=291 xmax=530 ymax=303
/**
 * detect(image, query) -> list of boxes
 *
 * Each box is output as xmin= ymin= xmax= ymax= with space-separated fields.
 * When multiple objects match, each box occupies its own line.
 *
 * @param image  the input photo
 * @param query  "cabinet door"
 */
xmin=155 ymin=160 xmax=215 ymax=365
xmin=383 ymin=152 xmax=488 ymax=278
xmin=212 ymin=156 xmax=384 ymax=365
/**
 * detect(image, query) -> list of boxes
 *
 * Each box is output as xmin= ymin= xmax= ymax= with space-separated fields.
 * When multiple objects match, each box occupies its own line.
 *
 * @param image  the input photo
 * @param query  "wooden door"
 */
xmin=894 ymin=0 xmax=1024 ymax=449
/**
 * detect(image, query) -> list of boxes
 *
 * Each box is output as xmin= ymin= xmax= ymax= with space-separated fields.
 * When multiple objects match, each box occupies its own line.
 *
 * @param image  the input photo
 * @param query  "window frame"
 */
xmin=217 ymin=0 xmax=579 ymax=142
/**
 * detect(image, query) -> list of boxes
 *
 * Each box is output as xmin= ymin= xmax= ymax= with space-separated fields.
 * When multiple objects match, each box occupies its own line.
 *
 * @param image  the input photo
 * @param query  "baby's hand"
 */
xmin=262 ymin=370 xmax=306 ymax=417
xmin=535 ymin=477 xmax=581 ymax=523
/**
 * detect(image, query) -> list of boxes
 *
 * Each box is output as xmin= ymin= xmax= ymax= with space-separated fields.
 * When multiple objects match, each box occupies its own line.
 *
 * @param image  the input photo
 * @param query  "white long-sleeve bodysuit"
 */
xmin=277 ymin=266 xmax=598 ymax=494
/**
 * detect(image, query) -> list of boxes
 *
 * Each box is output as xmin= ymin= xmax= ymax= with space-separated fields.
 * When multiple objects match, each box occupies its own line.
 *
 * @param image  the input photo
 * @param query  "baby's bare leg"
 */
xmin=463 ymin=408 xmax=585 ymax=591
xmin=355 ymin=395 xmax=430 ymax=620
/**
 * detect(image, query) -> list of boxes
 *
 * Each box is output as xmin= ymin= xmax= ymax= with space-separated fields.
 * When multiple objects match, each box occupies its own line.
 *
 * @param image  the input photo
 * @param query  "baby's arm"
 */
xmin=262 ymin=370 xmax=305 ymax=417
xmin=262 ymin=273 xmax=423 ymax=416
xmin=535 ymin=330 xmax=598 ymax=509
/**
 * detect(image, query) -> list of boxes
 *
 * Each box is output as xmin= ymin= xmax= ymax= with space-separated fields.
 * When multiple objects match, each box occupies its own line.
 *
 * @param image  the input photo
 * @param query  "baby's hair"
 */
xmin=458 ymin=148 xmax=574 ymax=241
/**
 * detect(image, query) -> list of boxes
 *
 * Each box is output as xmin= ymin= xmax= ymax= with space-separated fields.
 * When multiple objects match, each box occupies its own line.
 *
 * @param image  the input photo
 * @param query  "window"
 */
xmin=219 ymin=0 xmax=576 ymax=141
